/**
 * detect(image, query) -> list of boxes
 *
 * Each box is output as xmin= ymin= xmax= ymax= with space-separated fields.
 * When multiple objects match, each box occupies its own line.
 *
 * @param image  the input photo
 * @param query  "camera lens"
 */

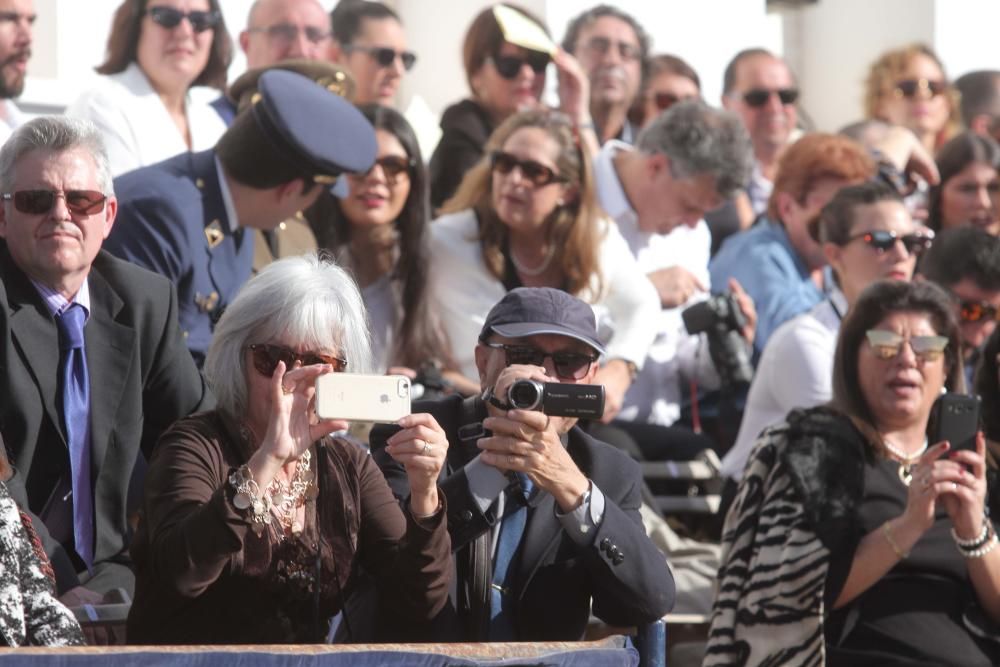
xmin=508 ymin=379 xmax=543 ymax=410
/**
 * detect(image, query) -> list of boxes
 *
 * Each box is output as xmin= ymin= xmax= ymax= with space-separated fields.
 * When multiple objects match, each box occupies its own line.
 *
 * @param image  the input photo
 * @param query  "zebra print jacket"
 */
xmin=704 ymin=407 xmax=871 ymax=667
xmin=0 ymin=481 xmax=84 ymax=647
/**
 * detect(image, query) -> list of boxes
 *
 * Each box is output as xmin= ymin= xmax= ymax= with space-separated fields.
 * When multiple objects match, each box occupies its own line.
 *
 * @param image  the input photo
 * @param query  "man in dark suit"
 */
xmin=0 ymin=116 xmax=211 ymax=601
xmin=373 ymin=288 xmax=675 ymax=641
xmin=105 ymin=69 xmax=376 ymax=365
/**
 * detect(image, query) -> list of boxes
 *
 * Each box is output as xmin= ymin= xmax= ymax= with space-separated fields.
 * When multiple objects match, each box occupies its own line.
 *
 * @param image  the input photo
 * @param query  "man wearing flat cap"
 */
xmin=372 ymin=287 xmax=675 ymax=641
xmin=104 ymin=69 xmax=376 ymax=366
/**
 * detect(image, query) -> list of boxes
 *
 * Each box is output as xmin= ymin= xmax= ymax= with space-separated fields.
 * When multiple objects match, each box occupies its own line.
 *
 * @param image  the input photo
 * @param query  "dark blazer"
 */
xmin=372 ymin=394 xmax=675 ymax=641
xmin=105 ymin=149 xmax=255 ymax=366
xmin=428 ymin=98 xmax=494 ymax=212
xmin=0 ymin=244 xmax=212 ymax=595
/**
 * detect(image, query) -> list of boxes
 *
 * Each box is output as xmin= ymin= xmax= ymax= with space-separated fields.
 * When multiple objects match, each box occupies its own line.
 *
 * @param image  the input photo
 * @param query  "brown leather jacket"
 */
xmin=127 ymin=411 xmax=450 ymax=644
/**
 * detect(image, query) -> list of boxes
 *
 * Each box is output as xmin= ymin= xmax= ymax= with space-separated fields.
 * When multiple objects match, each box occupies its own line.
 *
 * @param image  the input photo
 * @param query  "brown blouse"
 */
xmin=126 ymin=411 xmax=450 ymax=644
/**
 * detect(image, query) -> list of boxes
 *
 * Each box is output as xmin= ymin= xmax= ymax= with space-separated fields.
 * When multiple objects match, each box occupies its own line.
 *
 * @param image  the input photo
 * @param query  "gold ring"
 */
xmin=282 ymin=384 xmax=293 ymax=395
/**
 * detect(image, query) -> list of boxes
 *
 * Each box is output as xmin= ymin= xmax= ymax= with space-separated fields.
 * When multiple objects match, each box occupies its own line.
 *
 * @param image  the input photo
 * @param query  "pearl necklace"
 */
xmin=509 ymin=244 xmax=555 ymax=277
xmin=881 ymin=437 xmax=928 ymax=486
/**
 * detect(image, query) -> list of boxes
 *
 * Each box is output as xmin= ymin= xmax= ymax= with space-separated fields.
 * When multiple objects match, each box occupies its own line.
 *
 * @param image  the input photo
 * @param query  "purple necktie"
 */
xmin=57 ymin=303 xmax=93 ymax=571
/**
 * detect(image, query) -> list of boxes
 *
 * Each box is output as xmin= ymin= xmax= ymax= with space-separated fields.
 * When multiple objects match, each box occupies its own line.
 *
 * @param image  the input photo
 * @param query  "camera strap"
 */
xmin=480 ymin=387 xmax=514 ymax=412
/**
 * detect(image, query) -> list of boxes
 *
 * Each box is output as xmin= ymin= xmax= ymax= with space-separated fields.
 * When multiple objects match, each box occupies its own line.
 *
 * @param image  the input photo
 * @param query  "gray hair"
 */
xmin=0 ymin=116 xmax=114 ymax=195
xmin=204 ymin=253 xmax=374 ymax=419
xmin=636 ymin=99 xmax=753 ymax=199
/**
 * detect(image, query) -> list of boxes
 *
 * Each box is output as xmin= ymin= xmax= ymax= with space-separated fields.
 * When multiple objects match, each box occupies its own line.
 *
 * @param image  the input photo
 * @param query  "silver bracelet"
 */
xmin=228 ymin=464 xmax=271 ymax=525
xmin=959 ymin=531 xmax=999 ymax=559
xmin=952 ymin=517 xmax=991 ymax=549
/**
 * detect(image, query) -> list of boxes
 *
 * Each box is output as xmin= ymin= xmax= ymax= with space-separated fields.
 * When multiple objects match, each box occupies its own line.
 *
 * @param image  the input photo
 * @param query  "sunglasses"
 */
xmin=350 ymin=155 xmax=415 ymax=186
xmin=146 ymin=6 xmax=221 ymax=33
xmin=490 ymin=151 xmax=564 ymax=187
xmin=582 ymin=36 xmax=641 ymax=61
xmin=865 ymin=329 xmax=949 ymax=361
xmin=344 ymin=45 xmax=416 ymax=71
xmin=2 ymin=189 xmax=107 ymax=216
xmin=248 ymin=343 xmax=347 ymax=377
xmin=649 ymin=92 xmax=695 ymax=112
xmin=246 ymin=23 xmax=330 ymax=45
xmin=847 ymin=229 xmax=934 ymax=256
xmin=741 ymin=87 xmax=799 ymax=108
xmin=957 ymin=299 xmax=1000 ymax=323
xmin=483 ymin=342 xmax=598 ymax=380
xmin=894 ymin=78 xmax=946 ymax=99
xmin=489 ymin=52 xmax=550 ymax=80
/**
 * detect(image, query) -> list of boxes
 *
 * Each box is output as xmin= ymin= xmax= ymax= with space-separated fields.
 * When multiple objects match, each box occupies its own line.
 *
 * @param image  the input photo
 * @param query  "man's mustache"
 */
xmin=1 ymin=49 xmax=31 ymax=67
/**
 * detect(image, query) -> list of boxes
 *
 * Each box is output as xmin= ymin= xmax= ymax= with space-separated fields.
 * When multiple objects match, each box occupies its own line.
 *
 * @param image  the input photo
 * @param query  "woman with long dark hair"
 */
xmin=317 ymin=105 xmax=464 ymax=390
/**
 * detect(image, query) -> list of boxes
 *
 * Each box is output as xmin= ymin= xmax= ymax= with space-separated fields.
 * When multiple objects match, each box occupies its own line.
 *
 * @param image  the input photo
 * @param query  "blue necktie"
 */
xmin=57 ymin=303 xmax=93 ymax=571
xmin=489 ymin=473 xmax=533 ymax=640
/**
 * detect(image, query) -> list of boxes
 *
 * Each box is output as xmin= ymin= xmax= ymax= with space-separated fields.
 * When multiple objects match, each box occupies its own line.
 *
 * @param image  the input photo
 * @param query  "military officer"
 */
xmin=104 ymin=69 xmax=377 ymax=366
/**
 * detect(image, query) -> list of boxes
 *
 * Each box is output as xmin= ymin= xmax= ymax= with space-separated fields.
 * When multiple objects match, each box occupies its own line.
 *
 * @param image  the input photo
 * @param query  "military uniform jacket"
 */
xmin=105 ymin=149 xmax=254 ymax=366
xmin=372 ymin=394 xmax=675 ymax=641
xmin=0 ymin=245 xmax=212 ymax=594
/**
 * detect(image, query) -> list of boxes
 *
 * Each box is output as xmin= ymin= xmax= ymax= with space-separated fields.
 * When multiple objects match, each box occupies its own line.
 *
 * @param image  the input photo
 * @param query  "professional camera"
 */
xmin=682 ymin=292 xmax=753 ymax=386
xmin=507 ymin=379 xmax=605 ymax=419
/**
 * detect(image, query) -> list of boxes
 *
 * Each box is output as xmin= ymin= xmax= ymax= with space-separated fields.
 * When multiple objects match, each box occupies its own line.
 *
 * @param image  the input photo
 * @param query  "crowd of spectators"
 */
xmin=4 ymin=0 xmax=1000 ymax=664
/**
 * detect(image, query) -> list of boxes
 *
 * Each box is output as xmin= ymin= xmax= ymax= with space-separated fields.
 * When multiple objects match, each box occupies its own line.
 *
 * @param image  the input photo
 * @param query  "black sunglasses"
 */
xmin=957 ymin=299 xmax=1000 ymax=323
xmin=490 ymin=151 xmax=564 ymax=187
xmin=483 ymin=342 xmax=598 ymax=380
xmin=146 ymin=6 xmax=221 ymax=33
xmin=344 ymin=45 xmax=416 ymax=71
xmin=490 ymin=52 xmax=550 ymax=80
xmin=741 ymin=87 xmax=799 ymax=108
xmin=894 ymin=78 xmax=946 ymax=99
xmin=350 ymin=155 xmax=415 ymax=185
xmin=248 ymin=343 xmax=347 ymax=377
xmin=847 ymin=229 xmax=934 ymax=256
xmin=2 ymin=189 xmax=107 ymax=216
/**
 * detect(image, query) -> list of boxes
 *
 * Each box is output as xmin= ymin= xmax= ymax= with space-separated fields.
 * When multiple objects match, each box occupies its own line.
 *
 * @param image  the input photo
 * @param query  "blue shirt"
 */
xmin=709 ymin=218 xmax=823 ymax=354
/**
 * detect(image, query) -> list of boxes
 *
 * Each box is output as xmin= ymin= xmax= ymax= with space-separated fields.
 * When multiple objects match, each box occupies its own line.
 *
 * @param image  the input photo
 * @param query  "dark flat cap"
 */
xmin=228 ymin=59 xmax=356 ymax=110
xmin=479 ymin=287 xmax=606 ymax=355
xmin=252 ymin=69 xmax=376 ymax=185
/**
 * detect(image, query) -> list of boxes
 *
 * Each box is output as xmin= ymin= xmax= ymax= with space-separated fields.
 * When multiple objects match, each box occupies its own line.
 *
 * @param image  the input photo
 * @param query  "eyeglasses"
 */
xmin=846 ymin=229 xmax=934 ymax=256
xmin=865 ymin=329 xmax=949 ymax=361
xmin=489 ymin=52 xmax=550 ymax=79
xmin=957 ymin=299 xmax=1000 ymax=323
xmin=349 ymin=155 xmax=415 ymax=186
xmin=581 ymin=36 xmax=641 ymax=61
xmin=343 ymin=45 xmax=417 ymax=71
xmin=741 ymin=88 xmax=799 ymax=108
xmin=2 ymin=190 xmax=107 ymax=216
xmin=248 ymin=343 xmax=347 ymax=377
xmin=146 ymin=6 xmax=221 ymax=33
xmin=490 ymin=151 xmax=564 ymax=187
xmin=483 ymin=341 xmax=598 ymax=380
xmin=246 ymin=23 xmax=330 ymax=45
xmin=894 ymin=78 xmax=946 ymax=99
xmin=649 ymin=92 xmax=696 ymax=112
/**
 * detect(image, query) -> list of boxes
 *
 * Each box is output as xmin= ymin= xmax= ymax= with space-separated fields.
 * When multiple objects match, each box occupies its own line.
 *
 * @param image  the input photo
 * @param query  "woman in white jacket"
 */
xmin=66 ymin=0 xmax=231 ymax=176
xmin=429 ymin=108 xmax=659 ymax=420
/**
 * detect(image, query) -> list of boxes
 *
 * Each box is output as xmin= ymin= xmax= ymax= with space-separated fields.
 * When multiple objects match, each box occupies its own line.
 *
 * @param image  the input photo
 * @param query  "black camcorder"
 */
xmin=507 ymin=379 xmax=605 ymax=419
xmin=682 ymin=292 xmax=754 ymax=386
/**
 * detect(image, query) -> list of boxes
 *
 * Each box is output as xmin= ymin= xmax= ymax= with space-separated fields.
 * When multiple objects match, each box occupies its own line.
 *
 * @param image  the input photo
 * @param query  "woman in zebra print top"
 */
xmin=706 ymin=280 xmax=1000 ymax=666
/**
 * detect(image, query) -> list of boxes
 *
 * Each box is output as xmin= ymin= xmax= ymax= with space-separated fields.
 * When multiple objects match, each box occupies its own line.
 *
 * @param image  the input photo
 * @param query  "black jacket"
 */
xmin=372 ymin=394 xmax=675 ymax=641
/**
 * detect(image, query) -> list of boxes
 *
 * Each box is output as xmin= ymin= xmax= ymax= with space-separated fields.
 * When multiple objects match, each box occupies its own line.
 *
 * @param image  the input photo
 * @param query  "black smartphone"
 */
xmin=927 ymin=393 xmax=981 ymax=452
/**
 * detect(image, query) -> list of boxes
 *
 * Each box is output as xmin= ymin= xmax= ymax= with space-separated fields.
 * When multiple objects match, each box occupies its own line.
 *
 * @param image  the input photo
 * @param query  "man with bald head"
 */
xmin=721 ymin=48 xmax=800 ymax=217
xmin=210 ymin=0 xmax=332 ymax=124
xmin=241 ymin=0 xmax=331 ymax=68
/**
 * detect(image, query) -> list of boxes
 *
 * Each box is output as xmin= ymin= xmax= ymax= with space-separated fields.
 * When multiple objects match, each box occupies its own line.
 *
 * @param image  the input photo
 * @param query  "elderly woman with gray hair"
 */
xmin=126 ymin=254 xmax=451 ymax=644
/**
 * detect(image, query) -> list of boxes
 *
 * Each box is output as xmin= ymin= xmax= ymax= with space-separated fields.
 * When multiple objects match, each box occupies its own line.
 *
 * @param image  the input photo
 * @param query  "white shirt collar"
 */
xmin=594 ymin=140 xmax=636 ymax=224
xmin=214 ymin=154 xmax=239 ymax=233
